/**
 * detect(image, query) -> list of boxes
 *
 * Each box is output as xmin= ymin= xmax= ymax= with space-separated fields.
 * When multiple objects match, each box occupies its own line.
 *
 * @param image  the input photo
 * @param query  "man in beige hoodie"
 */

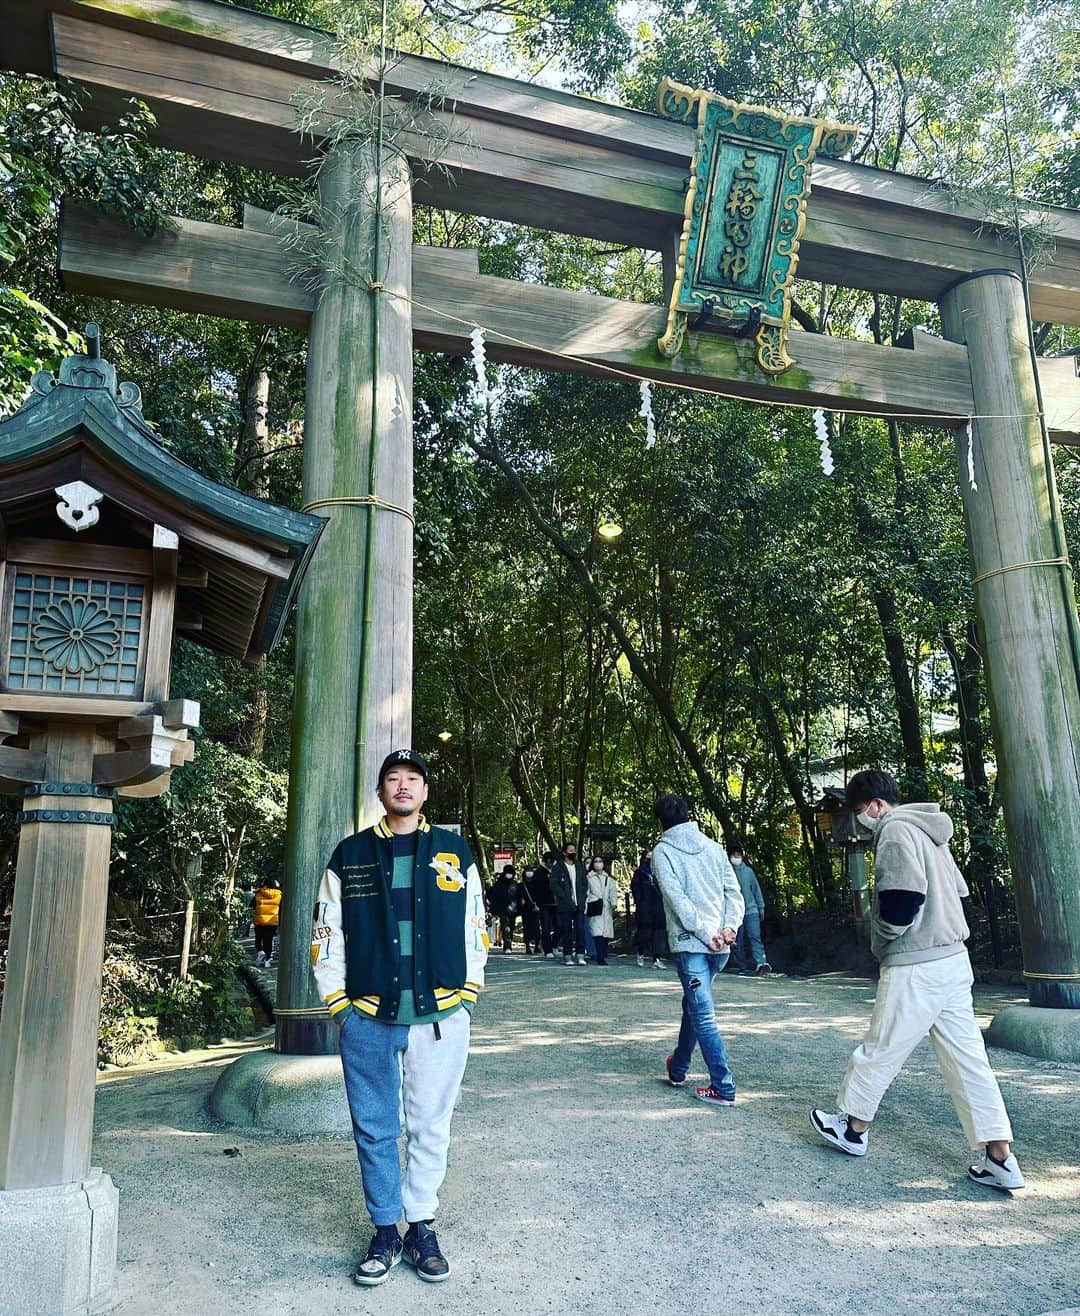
xmin=810 ymin=770 xmax=1025 ymax=1192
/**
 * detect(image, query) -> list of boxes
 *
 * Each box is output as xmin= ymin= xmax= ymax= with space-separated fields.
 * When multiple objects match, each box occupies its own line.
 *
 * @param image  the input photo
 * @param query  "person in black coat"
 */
xmin=631 ymin=850 xmax=667 ymax=967
xmin=488 ymin=865 xmax=523 ymax=954
xmin=521 ymin=863 xmax=551 ymax=955
xmin=533 ymin=852 xmax=559 ymax=958
xmin=549 ymin=841 xmax=588 ymax=966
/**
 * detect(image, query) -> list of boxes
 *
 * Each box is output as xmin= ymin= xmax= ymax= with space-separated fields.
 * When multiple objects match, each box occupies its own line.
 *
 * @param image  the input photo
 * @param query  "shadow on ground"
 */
xmin=94 ymin=957 xmax=1080 ymax=1316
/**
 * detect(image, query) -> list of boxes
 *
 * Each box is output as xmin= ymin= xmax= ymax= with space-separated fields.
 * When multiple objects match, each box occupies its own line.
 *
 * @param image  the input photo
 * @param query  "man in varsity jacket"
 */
xmin=311 ymin=749 xmax=488 ymax=1287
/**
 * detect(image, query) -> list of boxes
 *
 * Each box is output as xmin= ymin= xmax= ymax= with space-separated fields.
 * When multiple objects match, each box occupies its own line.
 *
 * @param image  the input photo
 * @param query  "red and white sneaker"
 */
xmin=695 ymin=1085 xmax=735 ymax=1106
xmin=665 ymin=1055 xmax=686 ymax=1087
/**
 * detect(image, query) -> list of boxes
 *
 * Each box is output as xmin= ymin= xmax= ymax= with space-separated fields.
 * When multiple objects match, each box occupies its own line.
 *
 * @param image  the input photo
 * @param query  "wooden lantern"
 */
xmin=0 ymin=328 xmax=323 ymax=1313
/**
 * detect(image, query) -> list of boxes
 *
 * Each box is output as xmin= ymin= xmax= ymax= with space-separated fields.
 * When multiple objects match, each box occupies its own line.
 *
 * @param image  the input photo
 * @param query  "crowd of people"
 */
xmin=296 ymin=747 xmax=1024 ymax=1291
xmin=481 ymin=839 xmax=771 ymax=974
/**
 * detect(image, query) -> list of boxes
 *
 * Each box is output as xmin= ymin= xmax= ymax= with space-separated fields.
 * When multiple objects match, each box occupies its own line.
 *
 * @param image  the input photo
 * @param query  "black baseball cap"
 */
xmin=378 ymin=749 xmax=430 ymax=783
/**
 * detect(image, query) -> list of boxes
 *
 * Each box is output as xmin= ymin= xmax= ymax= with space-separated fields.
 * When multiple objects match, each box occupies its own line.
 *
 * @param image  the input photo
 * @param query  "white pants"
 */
xmin=836 ymin=950 xmax=1013 ymax=1149
xmin=401 ymin=1008 xmax=471 ymax=1221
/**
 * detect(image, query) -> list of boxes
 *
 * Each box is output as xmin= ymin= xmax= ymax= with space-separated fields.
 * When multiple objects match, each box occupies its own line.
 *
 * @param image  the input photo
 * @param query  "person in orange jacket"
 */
xmin=253 ymin=878 xmax=282 ymax=967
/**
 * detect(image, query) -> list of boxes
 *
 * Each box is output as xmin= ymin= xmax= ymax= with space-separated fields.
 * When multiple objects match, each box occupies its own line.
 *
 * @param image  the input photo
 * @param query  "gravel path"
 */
xmin=95 ymin=956 xmax=1080 ymax=1315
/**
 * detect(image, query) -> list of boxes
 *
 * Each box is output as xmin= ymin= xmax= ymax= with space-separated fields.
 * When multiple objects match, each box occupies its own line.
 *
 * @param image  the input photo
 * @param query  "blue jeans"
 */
xmin=732 ymin=908 xmax=765 ymax=971
xmin=338 ymin=1009 xmax=471 ymax=1226
xmin=670 ymin=952 xmax=735 ymax=1098
xmin=339 ymin=1011 xmax=409 ymax=1225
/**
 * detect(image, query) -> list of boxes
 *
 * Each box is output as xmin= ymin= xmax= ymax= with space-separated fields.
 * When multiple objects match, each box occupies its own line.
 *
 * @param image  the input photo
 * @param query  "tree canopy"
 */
xmin=1 ymin=0 xmax=1078 ymax=986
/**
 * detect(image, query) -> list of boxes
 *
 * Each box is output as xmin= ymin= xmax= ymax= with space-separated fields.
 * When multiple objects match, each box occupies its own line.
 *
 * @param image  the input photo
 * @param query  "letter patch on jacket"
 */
xmin=311 ymin=900 xmax=333 ymax=966
xmin=432 ymin=852 xmax=466 ymax=891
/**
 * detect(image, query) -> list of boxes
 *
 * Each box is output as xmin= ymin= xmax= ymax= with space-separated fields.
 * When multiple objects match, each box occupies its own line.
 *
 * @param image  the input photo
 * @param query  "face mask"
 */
xmin=731 ymin=857 xmax=742 ymax=866
xmin=856 ymin=809 xmax=880 ymax=831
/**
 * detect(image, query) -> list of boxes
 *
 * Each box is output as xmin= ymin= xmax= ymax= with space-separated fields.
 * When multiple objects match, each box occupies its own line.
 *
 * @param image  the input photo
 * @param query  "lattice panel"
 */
xmin=6 ymin=571 xmax=145 ymax=695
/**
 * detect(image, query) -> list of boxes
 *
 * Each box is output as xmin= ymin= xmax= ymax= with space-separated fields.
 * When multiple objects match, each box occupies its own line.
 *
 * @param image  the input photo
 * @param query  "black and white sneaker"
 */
xmin=402 ymin=1221 xmax=450 ymax=1282
xmin=756 ymin=962 xmax=773 ymax=975
xmin=353 ymin=1226 xmax=402 ymax=1286
xmin=810 ymin=1108 xmax=868 ymax=1157
xmin=968 ymin=1151 xmax=1026 ymax=1191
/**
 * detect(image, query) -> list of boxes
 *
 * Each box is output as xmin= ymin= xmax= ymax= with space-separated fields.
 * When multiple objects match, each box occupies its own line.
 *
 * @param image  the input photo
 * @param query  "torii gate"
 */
xmin=5 ymin=0 xmax=1080 ymax=1064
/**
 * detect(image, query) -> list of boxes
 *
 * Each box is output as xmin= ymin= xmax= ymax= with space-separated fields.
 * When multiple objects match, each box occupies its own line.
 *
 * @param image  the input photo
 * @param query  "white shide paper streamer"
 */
xmin=639 ymin=378 xmax=656 ymax=448
xmin=469 ymin=326 xmax=488 ymax=406
xmin=814 ymin=409 xmax=834 ymax=476
xmin=965 ymin=420 xmax=978 ymax=492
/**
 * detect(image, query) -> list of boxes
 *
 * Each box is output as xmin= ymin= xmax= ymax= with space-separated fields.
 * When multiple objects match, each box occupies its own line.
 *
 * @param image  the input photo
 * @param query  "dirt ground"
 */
xmin=95 ymin=956 xmax=1080 ymax=1316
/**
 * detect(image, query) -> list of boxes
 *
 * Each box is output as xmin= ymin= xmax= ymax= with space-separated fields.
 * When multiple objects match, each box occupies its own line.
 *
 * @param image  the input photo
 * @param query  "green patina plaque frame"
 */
xmin=657 ymin=79 xmax=858 ymax=373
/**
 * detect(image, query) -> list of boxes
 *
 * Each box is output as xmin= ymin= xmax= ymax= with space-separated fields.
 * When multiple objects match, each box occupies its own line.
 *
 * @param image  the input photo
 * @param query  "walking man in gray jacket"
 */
xmin=652 ymin=794 xmax=744 ymax=1106
xmin=811 ymin=770 xmax=1025 ymax=1191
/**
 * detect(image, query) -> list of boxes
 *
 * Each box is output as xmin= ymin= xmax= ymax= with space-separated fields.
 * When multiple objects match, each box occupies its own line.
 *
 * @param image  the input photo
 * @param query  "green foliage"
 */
xmin=98 ymin=941 xmax=252 ymax=1065
xmin=1 ymin=77 xmax=165 ymax=411
xmin=2 ymin=0 xmax=1077 ymax=975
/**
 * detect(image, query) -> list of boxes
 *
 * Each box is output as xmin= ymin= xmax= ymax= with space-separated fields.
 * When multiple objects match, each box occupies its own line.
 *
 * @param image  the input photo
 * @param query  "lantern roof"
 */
xmin=0 ymin=327 xmax=324 ymax=660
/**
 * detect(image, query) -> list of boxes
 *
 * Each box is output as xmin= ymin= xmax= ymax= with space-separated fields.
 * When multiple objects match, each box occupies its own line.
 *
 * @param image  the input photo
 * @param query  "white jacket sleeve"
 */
xmin=719 ymin=847 xmax=745 ymax=932
xmin=311 ymin=847 xmax=350 ymax=1019
xmin=461 ymin=860 xmax=488 ymax=1010
xmin=652 ymin=846 xmax=712 ymax=945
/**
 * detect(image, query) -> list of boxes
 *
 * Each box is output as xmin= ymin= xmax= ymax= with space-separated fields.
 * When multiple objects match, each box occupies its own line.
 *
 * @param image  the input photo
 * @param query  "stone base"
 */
xmin=985 ymin=1004 xmax=1080 ymax=1063
xmin=210 ymin=1048 xmax=350 ymax=1134
xmin=0 ymin=1169 xmax=118 ymax=1315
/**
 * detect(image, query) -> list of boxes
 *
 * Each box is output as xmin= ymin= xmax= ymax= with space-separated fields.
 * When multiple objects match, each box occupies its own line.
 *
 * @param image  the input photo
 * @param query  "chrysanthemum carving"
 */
xmin=32 ymin=597 xmax=121 ymax=674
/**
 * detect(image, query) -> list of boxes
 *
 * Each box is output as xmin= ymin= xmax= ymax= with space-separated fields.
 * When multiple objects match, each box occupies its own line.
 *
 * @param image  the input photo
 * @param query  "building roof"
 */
xmin=0 ymin=329 xmax=324 ymax=660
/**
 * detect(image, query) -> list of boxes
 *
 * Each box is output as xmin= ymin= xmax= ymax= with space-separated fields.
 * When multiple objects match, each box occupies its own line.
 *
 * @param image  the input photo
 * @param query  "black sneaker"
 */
xmin=402 ymin=1221 xmax=450 ymax=1283
xmin=353 ymin=1226 xmax=402 ymax=1286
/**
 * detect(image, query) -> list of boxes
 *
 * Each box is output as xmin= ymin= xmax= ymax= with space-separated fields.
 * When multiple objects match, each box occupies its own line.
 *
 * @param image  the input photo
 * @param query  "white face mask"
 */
xmin=856 ymin=809 xmax=880 ymax=831
xmin=731 ymin=857 xmax=743 ymax=866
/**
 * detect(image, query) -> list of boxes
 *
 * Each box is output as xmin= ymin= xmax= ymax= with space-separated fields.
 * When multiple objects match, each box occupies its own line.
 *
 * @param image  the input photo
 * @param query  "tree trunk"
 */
xmin=178 ymin=899 xmax=195 ymax=982
xmin=871 ymin=585 xmax=927 ymax=797
xmin=470 ymin=433 xmax=735 ymax=838
xmin=740 ymin=636 xmax=837 ymax=907
xmin=942 ymin=621 xmax=1004 ymax=966
xmin=461 ymin=693 xmax=489 ymax=881
xmin=234 ymin=368 xmax=272 ymax=759
xmin=508 ymin=750 xmax=559 ymax=853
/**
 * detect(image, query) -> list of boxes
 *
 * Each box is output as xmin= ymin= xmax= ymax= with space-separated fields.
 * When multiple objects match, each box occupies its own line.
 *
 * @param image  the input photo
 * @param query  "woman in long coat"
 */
xmin=585 ymin=856 xmax=618 ymax=965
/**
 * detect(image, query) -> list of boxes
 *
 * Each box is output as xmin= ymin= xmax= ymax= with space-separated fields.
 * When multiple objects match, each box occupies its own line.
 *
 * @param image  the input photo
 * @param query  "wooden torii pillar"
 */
xmin=940 ymin=272 xmax=1080 ymax=1014
xmin=5 ymin=0 xmax=1080 ymax=1058
xmin=276 ymin=140 xmax=415 ymax=1054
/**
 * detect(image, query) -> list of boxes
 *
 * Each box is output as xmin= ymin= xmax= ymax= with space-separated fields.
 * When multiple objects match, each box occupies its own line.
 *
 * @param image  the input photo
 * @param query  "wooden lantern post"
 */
xmin=0 ymin=332 xmax=323 ymax=1314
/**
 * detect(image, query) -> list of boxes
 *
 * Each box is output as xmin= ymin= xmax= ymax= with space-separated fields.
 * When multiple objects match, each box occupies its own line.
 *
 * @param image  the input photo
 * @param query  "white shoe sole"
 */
xmin=810 ymin=1109 xmax=867 ymax=1156
xmin=968 ymin=1166 xmax=1025 ymax=1191
xmin=404 ymin=1255 xmax=451 ymax=1283
xmin=354 ymin=1253 xmax=401 ymax=1287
